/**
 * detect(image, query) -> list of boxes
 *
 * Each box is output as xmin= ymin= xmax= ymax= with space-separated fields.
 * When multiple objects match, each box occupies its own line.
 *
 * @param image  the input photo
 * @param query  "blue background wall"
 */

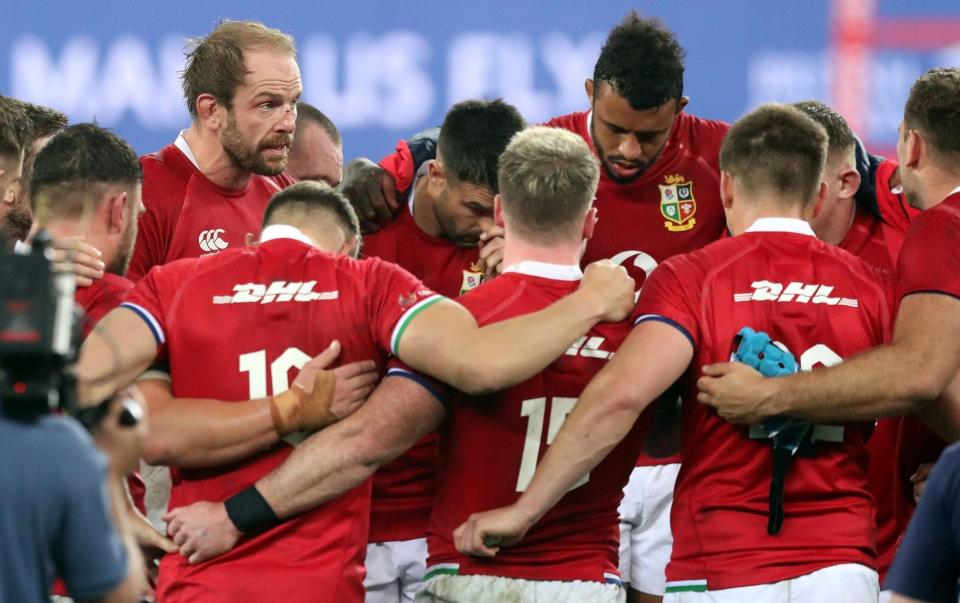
xmin=4 ymin=0 xmax=959 ymax=160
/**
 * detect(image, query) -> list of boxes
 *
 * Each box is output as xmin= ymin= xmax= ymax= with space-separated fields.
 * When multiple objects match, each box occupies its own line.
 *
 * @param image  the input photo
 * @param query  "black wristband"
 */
xmin=224 ymin=485 xmax=281 ymax=534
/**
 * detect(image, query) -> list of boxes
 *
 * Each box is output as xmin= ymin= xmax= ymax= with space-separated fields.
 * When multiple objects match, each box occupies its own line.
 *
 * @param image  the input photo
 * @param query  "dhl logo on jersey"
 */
xmin=212 ymin=281 xmax=339 ymax=305
xmin=733 ymin=280 xmax=859 ymax=307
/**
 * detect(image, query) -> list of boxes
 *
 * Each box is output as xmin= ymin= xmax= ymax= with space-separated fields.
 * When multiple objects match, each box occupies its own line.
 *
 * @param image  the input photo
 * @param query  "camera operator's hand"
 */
xmin=94 ymin=386 xmax=148 ymax=477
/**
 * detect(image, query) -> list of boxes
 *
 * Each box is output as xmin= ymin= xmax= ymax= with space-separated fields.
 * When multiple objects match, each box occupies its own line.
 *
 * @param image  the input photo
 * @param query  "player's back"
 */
xmin=427 ymin=266 xmax=648 ymax=584
xmin=124 ymin=230 xmax=431 ymax=603
xmin=637 ymin=220 xmax=896 ymax=590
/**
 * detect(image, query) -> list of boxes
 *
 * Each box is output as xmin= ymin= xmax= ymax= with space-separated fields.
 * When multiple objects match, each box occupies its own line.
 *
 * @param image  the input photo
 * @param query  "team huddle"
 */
xmin=2 ymin=10 xmax=959 ymax=603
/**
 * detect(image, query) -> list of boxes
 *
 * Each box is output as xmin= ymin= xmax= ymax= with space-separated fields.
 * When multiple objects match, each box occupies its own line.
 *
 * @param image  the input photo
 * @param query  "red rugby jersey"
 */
xmin=545 ymin=110 xmax=728 ymax=466
xmin=636 ymin=218 xmax=895 ymax=590
xmin=426 ymin=263 xmax=648 ymax=583
xmin=127 ymin=136 xmax=295 ymax=282
xmin=896 ymin=189 xmax=960 ymax=300
xmin=122 ymin=227 xmax=439 ymax=603
xmin=74 ymin=273 xmax=134 ymax=339
xmin=841 ymin=158 xmax=937 ymax=580
xmin=363 ymin=198 xmax=482 ymax=543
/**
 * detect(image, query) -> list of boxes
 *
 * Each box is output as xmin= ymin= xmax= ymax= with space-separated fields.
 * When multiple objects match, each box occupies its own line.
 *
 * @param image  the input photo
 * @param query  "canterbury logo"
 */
xmin=198 ymin=228 xmax=229 ymax=253
xmin=734 ymin=280 xmax=859 ymax=307
xmin=213 ymin=281 xmax=339 ymax=305
xmin=565 ymin=336 xmax=614 ymax=359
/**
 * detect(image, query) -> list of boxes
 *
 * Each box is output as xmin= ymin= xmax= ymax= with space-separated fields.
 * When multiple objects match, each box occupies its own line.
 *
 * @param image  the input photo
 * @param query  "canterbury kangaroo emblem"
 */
xmin=198 ymin=228 xmax=229 ymax=253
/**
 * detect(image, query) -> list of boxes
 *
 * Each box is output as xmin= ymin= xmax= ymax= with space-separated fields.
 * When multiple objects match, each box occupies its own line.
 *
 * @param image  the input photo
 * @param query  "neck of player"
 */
xmin=727 ymin=197 xmax=812 ymax=236
xmin=183 ymin=126 xmax=254 ymax=190
xmin=500 ymin=231 xmax=584 ymax=271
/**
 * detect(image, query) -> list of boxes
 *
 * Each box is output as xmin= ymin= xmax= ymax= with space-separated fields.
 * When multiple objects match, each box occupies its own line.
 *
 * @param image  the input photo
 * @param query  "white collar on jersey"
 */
xmin=260 ymin=224 xmax=317 ymax=247
xmin=174 ymin=131 xmax=202 ymax=170
xmin=948 ymin=184 xmax=960 ymax=197
xmin=13 ymin=239 xmax=29 ymax=254
xmin=745 ymin=217 xmax=816 ymax=237
xmin=502 ymin=260 xmax=583 ymax=281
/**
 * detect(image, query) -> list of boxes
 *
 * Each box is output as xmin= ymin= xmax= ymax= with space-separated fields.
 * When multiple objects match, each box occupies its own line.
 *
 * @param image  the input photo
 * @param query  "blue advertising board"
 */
xmin=3 ymin=0 xmax=959 ymax=160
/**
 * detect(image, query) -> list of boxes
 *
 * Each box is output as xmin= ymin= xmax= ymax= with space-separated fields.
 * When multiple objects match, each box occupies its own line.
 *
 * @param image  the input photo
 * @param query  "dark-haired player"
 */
xmin=158 ymin=126 xmax=647 ymax=603
xmin=458 ymin=103 xmax=895 ymax=602
xmin=75 ymin=179 xmax=636 ymax=603
xmin=4 ymin=99 xmax=66 ymax=247
xmin=793 ymin=101 xmax=943 ymax=593
xmin=360 ymin=98 xmax=526 ymax=603
xmin=340 ymin=17 xmax=729 ymax=599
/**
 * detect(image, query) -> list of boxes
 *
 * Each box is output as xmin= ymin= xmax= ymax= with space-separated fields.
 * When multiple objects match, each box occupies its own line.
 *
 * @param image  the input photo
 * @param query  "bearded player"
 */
xmin=127 ymin=20 xmax=299 ymax=281
xmin=159 ymin=126 xmax=652 ymax=603
xmin=341 ymin=16 xmax=728 ymax=600
xmin=459 ymin=104 xmax=898 ymax=602
xmin=75 ymin=179 xmax=635 ymax=602
xmin=361 ymin=99 xmax=525 ymax=603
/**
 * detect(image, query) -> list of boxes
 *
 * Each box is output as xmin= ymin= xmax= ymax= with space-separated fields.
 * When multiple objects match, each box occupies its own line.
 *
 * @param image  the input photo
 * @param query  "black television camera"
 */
xmin=0 ymin=231 xmax=80 ymax=421
xmin=0 ymin=231 xmax=139 ymax=429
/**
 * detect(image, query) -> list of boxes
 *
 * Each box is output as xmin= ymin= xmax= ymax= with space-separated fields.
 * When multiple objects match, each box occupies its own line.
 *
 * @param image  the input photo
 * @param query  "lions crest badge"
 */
xmin=659 ymin=174 xmax=697 ymax=232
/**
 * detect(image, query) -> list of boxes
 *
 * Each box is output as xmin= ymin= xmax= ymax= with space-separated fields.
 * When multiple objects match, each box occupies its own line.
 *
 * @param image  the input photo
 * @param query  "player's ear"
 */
xmin=838 ymin=165 xmax=861 ymax=201
xmin=676 ymin=96 xmax=690 ymax=114
xmin=493 ymin=194 xmax=505 ymax=229
xmin=107 ymin=191 xmax=128 ymax=233
xmin=905 ymin=129 xmax=923 ymax=169
xmin=427 ymin=159 xmax=446 ymax=188
xmin=720 ymin=171 xmax=735 ymax=210
xmin=582 ymin=206 xmax=598 ymax=241
xmin=342 ymin=234 xmax=360 ymax=259
xmin=196 ymin=94 xmax=221 ymax=130
xmin=584 ymin=79 xmax=595 ymax=104
xmin=811 ymin=181 xmax=828 ymax=220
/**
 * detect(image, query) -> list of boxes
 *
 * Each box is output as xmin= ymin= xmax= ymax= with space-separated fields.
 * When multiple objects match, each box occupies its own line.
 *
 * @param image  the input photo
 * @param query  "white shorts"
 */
xmin=663 ymin=563 xmax=879 ymax=603
xmin=618 ymin=463 xmax=680 ymax=595
xmin=415 ymin=573 xmax=625 ymax=603
xmin=365 ymin=538 xmax=428 ymax=603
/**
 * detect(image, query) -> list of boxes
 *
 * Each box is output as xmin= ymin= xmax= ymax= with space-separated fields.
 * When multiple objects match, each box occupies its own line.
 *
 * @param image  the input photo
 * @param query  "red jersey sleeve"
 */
xmin=120 ymin=264 xmax=182 ymax=359
xmin=385 ymin=357 xmax=452 ymax=408
xmin=362 ymin=257 xmax=443 ymax=356
xmin=125 ymin=202 xmax=167 ymax=282
xmin=896 ymin=198 xmax=960 ymax=300
xmin=378 ymin=139 xmax=415 ymax=195
xmin=632 ymin=257 xmax=701 ymax=349
xmin=126 ymin=155 xmax=180 ymax=282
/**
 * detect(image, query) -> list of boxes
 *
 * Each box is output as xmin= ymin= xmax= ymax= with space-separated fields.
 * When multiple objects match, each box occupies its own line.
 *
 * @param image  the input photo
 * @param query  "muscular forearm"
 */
xmin=772 ymin=343 xmax=940 ymax=422
xmin=402 ymin=290 xmax=606 ymax=395
xmin=143 ymin=392 xmax=278 ymax=468
xmin=517 ymin=372 xmax=644 ymax=525
xmin=259 ymin=417 xmax=378 ymax=518
xmin=76 ymin=309 xmax=157 ymax=406
xmin=258 ymin=377 xmax=444 ymax=518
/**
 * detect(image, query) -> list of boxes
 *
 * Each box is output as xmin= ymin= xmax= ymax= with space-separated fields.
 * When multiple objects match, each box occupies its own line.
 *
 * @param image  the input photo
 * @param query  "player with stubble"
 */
xmin=73 ymin=176 xmax=635 ymax=602
xmin=340 ymin=15 xmax=729 ymax=602
xmin=150 ymin=126 xmax=654 ymax=603
xmin=458 ymin=104 xmax=898 ymax=602
xmin=127 ymin=19 xmax=299 ymax=281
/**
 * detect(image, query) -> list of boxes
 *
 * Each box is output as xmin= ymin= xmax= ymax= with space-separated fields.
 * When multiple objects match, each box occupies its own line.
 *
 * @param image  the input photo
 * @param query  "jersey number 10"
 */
xmin=238 ymin=348 xmax=311 ymax=398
